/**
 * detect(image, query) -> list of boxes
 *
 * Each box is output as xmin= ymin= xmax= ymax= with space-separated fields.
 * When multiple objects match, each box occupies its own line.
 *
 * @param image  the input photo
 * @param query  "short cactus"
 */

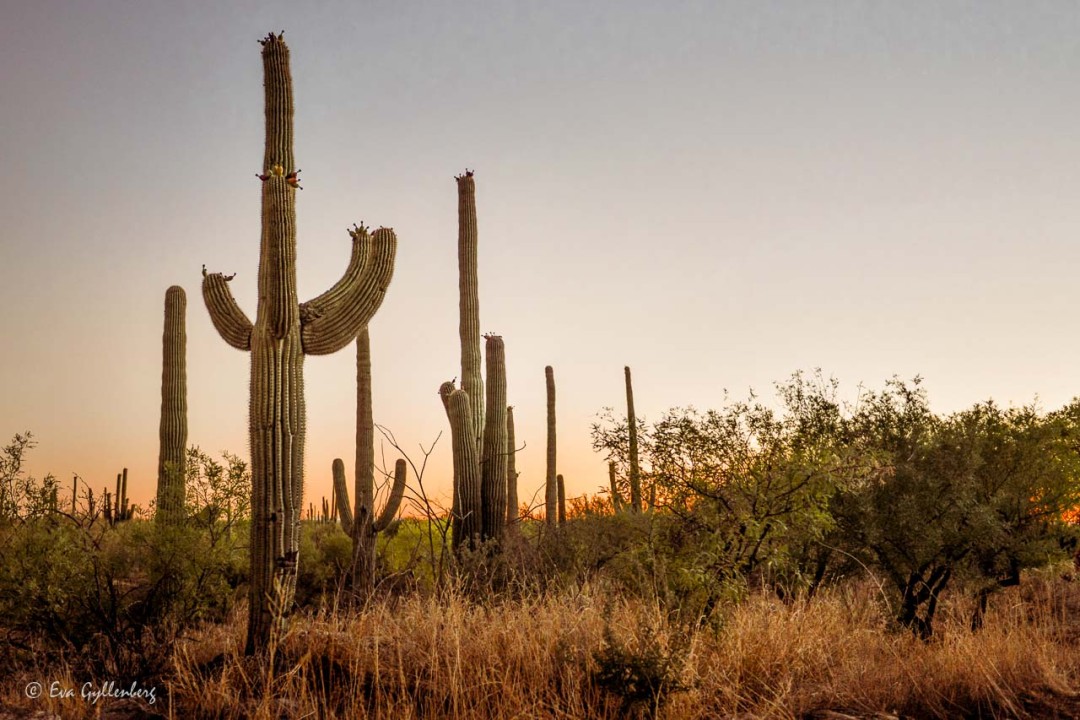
xmin=609 ymin=460 xmax=624 ymax=513
xmin=156 ymin=286 xmax=187 ymax=525
xmin=506 ymin=405 xmax=519 ymax=527
xmin=201 ymin=32 xmax=396 ymax=655
xmin=557 ymin=473 xmax=566 ymax=525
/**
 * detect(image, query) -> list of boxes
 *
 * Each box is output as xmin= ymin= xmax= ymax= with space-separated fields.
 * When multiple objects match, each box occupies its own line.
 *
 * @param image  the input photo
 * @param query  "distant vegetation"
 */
xmin=4 ymin=372 xmax=1080 ymax=717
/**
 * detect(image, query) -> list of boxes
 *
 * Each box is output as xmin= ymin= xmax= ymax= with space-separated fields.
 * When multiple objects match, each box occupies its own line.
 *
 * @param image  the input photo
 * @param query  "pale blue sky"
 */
xmin=3 ymin=1 xmax=1079 ymax=511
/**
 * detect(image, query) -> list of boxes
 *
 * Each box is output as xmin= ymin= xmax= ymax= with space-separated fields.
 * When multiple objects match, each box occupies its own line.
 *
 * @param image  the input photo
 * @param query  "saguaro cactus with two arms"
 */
xmin=201 ymin=33 xmax=396 ymax=655
xmin=331 ymin=328 xmax=408 ymax=596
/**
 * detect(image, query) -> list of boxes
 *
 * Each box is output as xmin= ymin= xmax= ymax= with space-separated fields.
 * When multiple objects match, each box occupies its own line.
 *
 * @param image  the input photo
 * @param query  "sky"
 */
xmin=3 ymin=1 xmax=1080 ymax=515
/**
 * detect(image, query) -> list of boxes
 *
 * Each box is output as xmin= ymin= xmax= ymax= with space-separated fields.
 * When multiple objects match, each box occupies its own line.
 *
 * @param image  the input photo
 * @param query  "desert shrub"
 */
xmin=294 ymin=521 xmax=354 ymax=609
xmin=0 ymin=518 xmax=241 ymax=679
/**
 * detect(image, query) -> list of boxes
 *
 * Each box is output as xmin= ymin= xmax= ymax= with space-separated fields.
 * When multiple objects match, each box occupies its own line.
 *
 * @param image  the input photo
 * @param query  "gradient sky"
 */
xmin=3 ymin=1 xmax=1080 ymax=514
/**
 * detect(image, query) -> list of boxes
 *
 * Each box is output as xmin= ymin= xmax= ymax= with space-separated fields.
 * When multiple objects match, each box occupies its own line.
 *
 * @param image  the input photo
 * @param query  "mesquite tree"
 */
xmin=202 ymin=32 xmax=396 ymax=655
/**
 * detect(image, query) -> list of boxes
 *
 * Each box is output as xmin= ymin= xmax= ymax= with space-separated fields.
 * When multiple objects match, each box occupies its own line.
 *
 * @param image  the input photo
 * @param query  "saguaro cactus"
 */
xmin=331 ymin=328 xmax=408 ymax=596
xmin=608 ymin=461 xmax=624 ymax=513
xmin=506 ymin=406 xmax=519 ymax=526
xmin=442 ymin=172 xmax=511 ymax=551
xmin=156 ymin=286 xmax=187 ymax=525
xmin=625 ymin=366 xmax=642 ymax=513
xmin=556 ymin=473 xmax=566 ymax=525
xmin=545 ymin=366 xmax=557 ymax=525
xmin=201 ymin=32 xmax=396 ymax=655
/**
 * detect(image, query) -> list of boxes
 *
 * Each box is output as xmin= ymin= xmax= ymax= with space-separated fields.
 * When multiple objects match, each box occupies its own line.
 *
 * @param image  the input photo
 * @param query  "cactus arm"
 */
xmin=506 ymin=405 xmax=518 ymax=525
xmin=202 ymin=272 xmax=253 ymax=351
xmin=439 ymin=380 xmax=456 ymax=421
xmin=448 ymin=389 xmax=482 ymax=551
xmin=480 ymin=335 xmax=507 ymax=541
xmin=299 ymin=227 xmax=396 ymax=356
xmin=455 ymin=171 xmax=484 ymax=445
xmin=332 ymin=458 xmax=353 ymax=535
xmin=374 ymin=458 xmax=407 ymax=532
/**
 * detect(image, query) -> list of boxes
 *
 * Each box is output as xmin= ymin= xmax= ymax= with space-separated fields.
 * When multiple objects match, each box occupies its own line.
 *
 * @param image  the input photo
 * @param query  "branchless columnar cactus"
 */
xmin=625 ymin=366 xmax=643 ymax=513
xmin=331 ymin=327 xmax=407 ymax=596
xmin=201 ymin=32 xmax=396 ymax=655
xmin=506 ymin=405 xmax=519 ymax=527
xmin=441 ymin=171 xmax=511 ymax=552
xmin=608 ymin=460 xmax=624 ymax=513
xmin=156 ymin=286 xmax=187 ymax=525
xmin=545 ymin=365 xmax=557 ymax=525
xmin=556 ymin=473 xmax=566 ymax=525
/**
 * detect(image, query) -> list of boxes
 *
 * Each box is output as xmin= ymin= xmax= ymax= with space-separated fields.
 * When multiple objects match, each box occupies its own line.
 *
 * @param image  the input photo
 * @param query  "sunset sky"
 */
xmin=3 ymin=2 xmax=1080 ymax=514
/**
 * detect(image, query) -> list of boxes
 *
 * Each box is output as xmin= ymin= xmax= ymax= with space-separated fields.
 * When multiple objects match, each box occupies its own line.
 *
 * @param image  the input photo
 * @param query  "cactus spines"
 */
xmin=201 ymin=33 xmax=396 ymax=655
xmin=506 ymin=406 xmax=519 ymax=526
xmin=156 ymin=286 xmax=187 ymax=525
xmin=455 ymin=171 xmax=484 ymax=447
xmin=556 ymin=473 xmax=566 ymax=525
xmin=609 ymin=461 xmax=624 ymax=513
xmin=449 ymin=388 xmax=482 ymax=551
xmin=625 ymin=366 xmax=642 ymax=513
xmin=545 ymin=365 xmax=558 ymax=525
xmin=480 ymin=335 xmax=508 ymax=541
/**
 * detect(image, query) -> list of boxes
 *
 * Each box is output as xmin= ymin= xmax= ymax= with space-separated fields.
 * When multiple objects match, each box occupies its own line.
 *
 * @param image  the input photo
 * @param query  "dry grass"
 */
xmin=8 ymin=573 xmax=1080 ymax=719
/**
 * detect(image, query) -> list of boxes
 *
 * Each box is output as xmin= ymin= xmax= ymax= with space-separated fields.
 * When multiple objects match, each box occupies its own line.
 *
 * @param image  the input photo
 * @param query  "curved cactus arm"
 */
xmin=439 ymin=380 xmax=456 ymax=421
xmin=202 ymin=271 xmax=253 ymax=350
xmin=448 ymin=388 xmax=481 ymax=551
xmin=299 ymin=226 xmax=396 ymax=355
xmin=374 ymin=458 xmax=407 ymax=532
xmin=299 ymin=224 xmax=369 ymax=320
xmin=332 ymin=458 xmax=353 ymax=535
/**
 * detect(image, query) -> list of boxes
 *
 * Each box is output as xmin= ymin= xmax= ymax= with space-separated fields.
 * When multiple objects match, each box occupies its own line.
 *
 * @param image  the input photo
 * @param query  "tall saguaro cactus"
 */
xmin=625 ymin=366 xmax=643 ymax=513
xmin=201 ymin=32 xmax=396 ymax=655
xmin=442 ymin=172 xmax=511 ymax=551
xmin=156 ymin=286 xmax=187 ymax=525
xmin=545 ymin=365 xmax=557 ymax=525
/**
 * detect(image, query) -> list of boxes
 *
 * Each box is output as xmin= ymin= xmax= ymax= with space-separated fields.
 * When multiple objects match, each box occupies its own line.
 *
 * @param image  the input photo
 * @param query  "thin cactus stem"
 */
xmin=625 ymin=366 xmax=642 ymax=513
xmin=506 ymin=406 xmax=518 ymax=527
xmin=557 ymin=473 xmax=566 ymax=525
xmin=156 ymin=286 xmax=188 ymax=525
xmin=71 ymin=476 xmax=77 ymax=516
xmin=480 ymin=335 xmax=507 ymax=543
xmin=121 ymin=468 xmax=129 ymax=520
xmin=609 ymin=461 xmax=624 ymax=513
xmin=449 ymin=389 xmax=482 ymax=551
xmin=545 ymin=366 xmax=557 ymax=525
xmin=201 ymin=32 xmax=396 ymax=656
xmin=455 ymin=171 xmax=484 ymax=448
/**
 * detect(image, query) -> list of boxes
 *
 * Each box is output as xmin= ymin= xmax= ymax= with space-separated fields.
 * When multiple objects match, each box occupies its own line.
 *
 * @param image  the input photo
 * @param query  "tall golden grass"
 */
xmin=7 ymin=571 xmax=1080 ymax=719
